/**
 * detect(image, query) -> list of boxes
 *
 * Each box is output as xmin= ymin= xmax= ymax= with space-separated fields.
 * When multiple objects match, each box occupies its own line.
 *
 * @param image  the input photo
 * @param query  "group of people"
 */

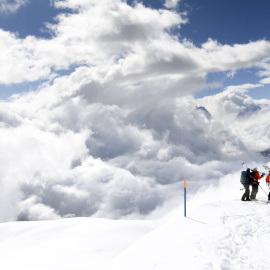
xmin=241 ymin=167 xmax=270 ymax=201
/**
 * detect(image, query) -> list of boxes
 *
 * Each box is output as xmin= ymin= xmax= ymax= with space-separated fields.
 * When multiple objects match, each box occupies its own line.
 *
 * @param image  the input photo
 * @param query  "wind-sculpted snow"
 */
xmin=108 ymin=200 xmax=270 ymax=270
xmin=1 ymin=178 xmax=270 ymax=270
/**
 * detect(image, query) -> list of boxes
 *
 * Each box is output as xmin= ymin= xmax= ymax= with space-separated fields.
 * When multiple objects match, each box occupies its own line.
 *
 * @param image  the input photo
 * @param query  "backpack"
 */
xmin=240 ymin=171 xmax=247 ymax=184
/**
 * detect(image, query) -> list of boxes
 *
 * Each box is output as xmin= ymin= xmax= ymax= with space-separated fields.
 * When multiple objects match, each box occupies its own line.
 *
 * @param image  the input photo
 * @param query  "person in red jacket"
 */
xmin=250 ymin=168 xmax=264 ymax=200
xmin=266 ymin=171 xmax=270 ymax=201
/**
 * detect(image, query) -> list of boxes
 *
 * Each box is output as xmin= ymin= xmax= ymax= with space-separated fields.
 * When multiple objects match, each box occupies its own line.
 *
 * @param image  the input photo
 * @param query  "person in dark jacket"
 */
xmin=250 ymin=168 xmax=264 ymax=200
xmin=241 ymin=168 xmax=251 ymax=201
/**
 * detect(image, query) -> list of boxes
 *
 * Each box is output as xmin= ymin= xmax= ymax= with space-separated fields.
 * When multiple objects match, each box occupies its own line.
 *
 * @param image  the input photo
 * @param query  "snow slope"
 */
xmin=109 ymin=199 xmax=270 ymax=270
xmin=0 ymin=218 xmax=155 ymax=270
xmin=1 ymin=189 xmax=270 ymax=270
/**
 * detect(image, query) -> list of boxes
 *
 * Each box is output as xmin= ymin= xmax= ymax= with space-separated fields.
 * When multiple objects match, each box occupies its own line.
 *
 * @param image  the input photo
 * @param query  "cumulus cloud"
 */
xmin=18 ymin=196 xmax=60 ymax=221
xmin=199 ymin=39 xmax=270 ymax=73
xmin=0 ymin=0 xmax=29 ymax=14
xmin=199 ymin=83 xmax=270 ymax=151
xmin=199 ymin=84 xmax=264 ymax=120
xmin=0 ymin=75 xmax=268 ymax=222
xmin=0 ymin=0 xmax=185 ymax=84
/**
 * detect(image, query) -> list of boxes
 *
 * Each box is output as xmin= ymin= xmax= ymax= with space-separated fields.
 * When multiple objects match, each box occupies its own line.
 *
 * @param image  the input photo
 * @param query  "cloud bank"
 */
xmin=0 ymin=0 xmax=270 ymax=222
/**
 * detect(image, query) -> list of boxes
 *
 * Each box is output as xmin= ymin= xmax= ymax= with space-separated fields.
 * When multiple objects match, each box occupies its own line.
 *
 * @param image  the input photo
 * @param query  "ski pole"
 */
xmin=258 ymin=183 xmax=268 ymax=196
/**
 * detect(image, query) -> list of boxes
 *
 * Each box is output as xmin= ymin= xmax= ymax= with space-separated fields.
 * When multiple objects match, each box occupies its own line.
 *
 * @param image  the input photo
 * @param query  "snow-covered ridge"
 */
xmin=1 ymin=197 xmax=270 ymax=270
xmin=1 ymin=172 xmax=270 ymax=270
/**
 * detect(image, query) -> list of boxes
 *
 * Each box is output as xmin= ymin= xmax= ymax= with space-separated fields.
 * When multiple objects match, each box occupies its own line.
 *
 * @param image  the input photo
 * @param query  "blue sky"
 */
xmin=180 ymin=0 xmax=270 ymax=45
xmin=1 ymin=0 xmax=269 ymax=44
xmin=0 ymin=0 xmax=58 ymax=38
xmin=125 ymin=0 xmax=270 ymax=46
xmin=0 ymin=0 xmax=269 ymax=99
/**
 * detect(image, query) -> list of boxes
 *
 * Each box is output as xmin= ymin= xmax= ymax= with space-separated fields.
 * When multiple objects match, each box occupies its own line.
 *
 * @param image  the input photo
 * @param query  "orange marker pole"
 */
xmin=184 ymin=179 xmax=186 ymax=217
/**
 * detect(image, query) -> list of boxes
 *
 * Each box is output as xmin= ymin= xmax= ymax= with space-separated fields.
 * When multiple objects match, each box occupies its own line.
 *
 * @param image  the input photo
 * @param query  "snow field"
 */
xmin=0 ymin=173 xmax=269 ymax=270
xmin=109 ymin=199 xmax=270 ymax=270
xmin=1 ymin=196 xmax=270 ymax=270
xmin=0 ymin=218 xmax=155 ymax=270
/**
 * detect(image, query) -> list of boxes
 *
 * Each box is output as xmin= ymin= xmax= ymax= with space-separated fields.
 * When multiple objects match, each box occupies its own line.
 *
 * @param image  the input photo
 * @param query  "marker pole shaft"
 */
xmin=184 ymin=179 xmax=186 ymax=217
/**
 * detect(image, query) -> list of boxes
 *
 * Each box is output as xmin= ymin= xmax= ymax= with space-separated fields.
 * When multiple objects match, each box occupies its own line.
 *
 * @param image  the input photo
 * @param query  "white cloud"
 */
xmin=1 ymin=0 xmax=269 ymax=89
xmin=164 ymin=0 xmax=180 ymax=9
xmin=0 ymin=0 xmax=29 ymax=14
xmin=260 ymin=77 xmax=270 ymax=84
xmin=1 ymin=74 xmax=268 ymax=221
xmin=226 ymin=70 xmax=236 ymax=78
xmin=198 ymin=84 xmax=261 ymax=121
xmin=0 ymin=79 xmax=269 ymax=221
xmin=257 ymin=59 xmax=270 ymax=84
xmin=198 ymin=83 xmax=270 ymax=151
xmin=0 ymin=0 xmax=186 ymax=84
xmin=18 ymin=196 xmax=60 ymax=221
xmin=199 ymin=39 xmax=270 ymax=72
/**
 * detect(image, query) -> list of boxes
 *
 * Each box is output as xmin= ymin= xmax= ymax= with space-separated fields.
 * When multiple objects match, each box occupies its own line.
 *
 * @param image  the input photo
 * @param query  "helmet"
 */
xmin=253 ymin=167 xmax=257 ymax=171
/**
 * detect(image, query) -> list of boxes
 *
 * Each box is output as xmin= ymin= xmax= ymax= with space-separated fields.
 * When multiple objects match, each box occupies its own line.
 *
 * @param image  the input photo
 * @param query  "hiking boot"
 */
xmin=246 ymin=199 xmax=251 ymax=201
xmin=241 ymin=199 xmax=245 ymax=201
xmin=252 ymin=199 xmax=258 ymax=201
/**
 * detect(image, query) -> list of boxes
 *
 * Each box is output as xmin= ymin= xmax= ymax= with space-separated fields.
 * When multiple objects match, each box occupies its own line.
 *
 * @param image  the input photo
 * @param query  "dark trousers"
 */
xmin=242 ymin=184 xmax=250 ymax=200
xmin=250 ymin=184 xmax=259 ymax=200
